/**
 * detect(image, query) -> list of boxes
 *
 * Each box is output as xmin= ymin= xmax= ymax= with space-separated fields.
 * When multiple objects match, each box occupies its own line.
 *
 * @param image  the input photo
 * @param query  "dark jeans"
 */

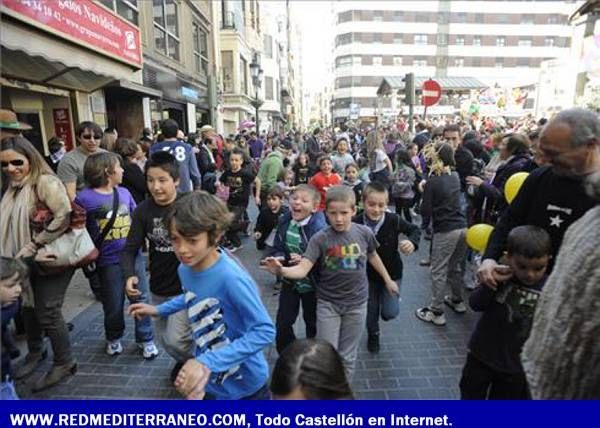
xmin=395 ymin=198 xmax=413 ymax=223
xmin=2 ymin=302 xmax=20 ymax=380
xmin=366 ymin=279 xmax=400 ymax=335
xmin=225 ymin=204 xmax=247 ymax=247
xmin=460 ymin=353 xmax=530 ymax=400
xmin=22 ymin=268 xmax=75 ymax=365
xmin=97 ymin=255 xmax=152 ymax=343
xmin=275 ymin=283 xmax=316 ymax=353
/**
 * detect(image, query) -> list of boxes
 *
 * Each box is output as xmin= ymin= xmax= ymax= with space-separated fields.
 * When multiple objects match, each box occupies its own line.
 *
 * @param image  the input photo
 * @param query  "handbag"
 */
xmin=32 ymin=190 xmax=98 ymax=271
xmin=81 ymin=189 xmax=120 ymax=277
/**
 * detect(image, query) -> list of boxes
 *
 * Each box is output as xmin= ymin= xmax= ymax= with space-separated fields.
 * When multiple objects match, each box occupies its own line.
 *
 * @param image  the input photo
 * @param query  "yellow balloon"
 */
xmin=466 ymin=224 xmax=494 ymax=253
xmin=504 ymin=172 xmax=529 ymax=204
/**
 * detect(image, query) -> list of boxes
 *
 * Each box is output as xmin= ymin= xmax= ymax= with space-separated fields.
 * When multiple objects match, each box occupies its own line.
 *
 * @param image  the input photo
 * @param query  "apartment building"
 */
xmin=332 ymin=0 xmax=582 ymax=122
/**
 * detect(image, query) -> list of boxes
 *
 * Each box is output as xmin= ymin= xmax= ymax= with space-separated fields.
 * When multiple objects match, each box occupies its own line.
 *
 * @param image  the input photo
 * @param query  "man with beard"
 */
xmin=478 ymin=108 xmax=599 ymax=288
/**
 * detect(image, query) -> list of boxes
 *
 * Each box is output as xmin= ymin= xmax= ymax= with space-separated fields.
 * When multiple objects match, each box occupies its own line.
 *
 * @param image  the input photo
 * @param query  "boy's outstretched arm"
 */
xmin=368 ymin=252 xmax=400 ymax=295
xmin=261 ymin=257 xmax=314 ymax=279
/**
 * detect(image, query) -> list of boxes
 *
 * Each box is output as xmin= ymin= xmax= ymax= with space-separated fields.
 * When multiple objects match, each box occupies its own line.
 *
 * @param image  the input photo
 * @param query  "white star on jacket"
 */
xmin=549 ymin=215 xmax=564 ymax=228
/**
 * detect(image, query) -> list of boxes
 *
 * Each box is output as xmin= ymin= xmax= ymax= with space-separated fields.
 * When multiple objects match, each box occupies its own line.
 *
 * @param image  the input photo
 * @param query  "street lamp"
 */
xmin=249 ymin=53 xmax=264 ymax=132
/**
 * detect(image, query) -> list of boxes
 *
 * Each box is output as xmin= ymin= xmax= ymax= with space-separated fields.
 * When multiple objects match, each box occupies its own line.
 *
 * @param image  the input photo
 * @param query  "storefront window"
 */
xmin=221 ymin=51 xmax=234 ymax=93
xmin=153 ymin=0 xmax=180 ymax=61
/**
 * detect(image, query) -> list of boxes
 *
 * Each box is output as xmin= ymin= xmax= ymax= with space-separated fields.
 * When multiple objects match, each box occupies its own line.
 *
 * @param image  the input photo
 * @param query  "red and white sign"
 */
xmin=2 ymin=0 xmax=142 ymax=68
xmin=53 ymin=108 xmax=74 ymax=151
xmin=422 ymin=79 xmax=442 ymax=107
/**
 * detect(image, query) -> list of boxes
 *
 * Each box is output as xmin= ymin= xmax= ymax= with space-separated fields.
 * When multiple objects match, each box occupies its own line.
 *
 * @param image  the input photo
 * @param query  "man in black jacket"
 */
xmin=306 ymin=128 xmax=322 ymax=168
xmin=478 ymin=108 xmax=599 ymax=288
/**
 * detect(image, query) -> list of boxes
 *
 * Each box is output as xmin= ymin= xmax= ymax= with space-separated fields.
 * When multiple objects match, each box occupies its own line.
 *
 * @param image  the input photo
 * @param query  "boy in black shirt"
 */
xmin=120 ymin=152 xmax=189 ymax=374
xmin=254 ymin=188 xmax=288 ymax=251
xmin=220 ymin=149 xmax=261 ymax=251
xmin=460 ymin=225 xmax=551 ymax=400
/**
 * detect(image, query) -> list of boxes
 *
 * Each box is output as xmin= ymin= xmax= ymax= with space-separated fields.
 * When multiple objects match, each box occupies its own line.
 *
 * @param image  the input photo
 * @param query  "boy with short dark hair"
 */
xmin=353 ymin=183 xmax=421 ymax=353
xmin=270 ymin=184 xmax=327 ymax=353
xmin=130 ymin=192 xmax=275 ymax=399
xmin=254 ymin=188 xmax=288 ymax=251
xmin=120 ymin=152 xmax=188 ymax=370
xmin=460 ymin=225 xmax=552 ymax=400
xmin=263 ymin=186 xmax=398 ymax=379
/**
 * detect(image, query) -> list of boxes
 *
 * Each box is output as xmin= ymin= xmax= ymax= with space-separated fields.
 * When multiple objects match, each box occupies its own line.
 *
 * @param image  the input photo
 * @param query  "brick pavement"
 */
xmin=17 ymin=221 xmax=478 ymax=400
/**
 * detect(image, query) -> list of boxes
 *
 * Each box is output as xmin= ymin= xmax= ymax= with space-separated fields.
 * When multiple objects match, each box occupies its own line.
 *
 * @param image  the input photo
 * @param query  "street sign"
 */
xmin=422 ymin=79 xmax=442 ymax=107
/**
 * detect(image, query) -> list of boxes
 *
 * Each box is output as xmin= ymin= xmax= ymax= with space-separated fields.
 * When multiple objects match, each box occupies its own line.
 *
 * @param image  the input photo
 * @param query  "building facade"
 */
xmin=332 ymin=0 xmax=583 ymax=123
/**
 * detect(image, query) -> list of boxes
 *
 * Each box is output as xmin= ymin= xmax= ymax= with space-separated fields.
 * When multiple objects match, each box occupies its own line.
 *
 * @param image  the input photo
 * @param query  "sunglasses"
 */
xmin=1 ymin=159 xmax=26 ymax=168
xmin=81 ymin=134 xmax=102 ymax=140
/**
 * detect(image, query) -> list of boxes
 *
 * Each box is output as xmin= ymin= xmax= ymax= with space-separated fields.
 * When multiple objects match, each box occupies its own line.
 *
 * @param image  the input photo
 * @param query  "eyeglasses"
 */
xmin=81 ymin=134 xmax=102 ymax=140
xmin=1 ymin=159 xmax=26 ymax=168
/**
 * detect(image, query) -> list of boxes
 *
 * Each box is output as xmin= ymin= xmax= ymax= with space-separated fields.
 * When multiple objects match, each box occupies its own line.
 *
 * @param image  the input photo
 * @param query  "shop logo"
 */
xmin=125 ymin=31 xmax=136 ymax=50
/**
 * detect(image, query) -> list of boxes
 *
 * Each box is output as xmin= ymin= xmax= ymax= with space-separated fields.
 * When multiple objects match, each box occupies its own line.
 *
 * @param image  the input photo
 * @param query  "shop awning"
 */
xmin=105 ymin=79 xmax=162 ymax=98
xmin=377 ymin=76 xmax=487 ymax=96
xmin=1 ymin=20 xmax=136 ymax=92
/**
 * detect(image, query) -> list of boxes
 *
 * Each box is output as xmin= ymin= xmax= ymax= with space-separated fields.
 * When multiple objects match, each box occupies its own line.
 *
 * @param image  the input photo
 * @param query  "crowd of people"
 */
xmin=1 ymin=106 xmax=599 ymax=400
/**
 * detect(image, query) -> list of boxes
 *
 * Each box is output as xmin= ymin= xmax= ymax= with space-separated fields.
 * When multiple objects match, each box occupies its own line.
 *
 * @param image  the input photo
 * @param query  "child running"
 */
xmin=76 ymin=152 xmax=157 ymax=358
xmin=270 ymin=184 xmax=327 ymax=353
xmin=353 ymin=183 xmax=421 ymax=353
xmin=263 ymin=186 xmax=398 ymax=379
xmin=460 ymin=226 xmax=551 ymax=400
xmin=129 ymin=192 xmax=275 ymax=399
xmin=309 ymin=156 xmax=342 ymax=211
xmin=343 ymin=163 xmax=364 ymax=209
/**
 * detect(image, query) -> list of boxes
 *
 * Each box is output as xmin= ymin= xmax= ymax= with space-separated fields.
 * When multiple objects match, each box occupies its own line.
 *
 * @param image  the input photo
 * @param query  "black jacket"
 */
xmin=483 ymin=166 xmax=596 ymax=267
xmin=254 ymin=205 xmax=289 ymax=250
xmin=421 ymin=171 xmax=467 ymax=233
xmin=353 ymin=211 xmax=420 ymax=282
xmin=122 ymin=161 xmax=146 ymax=204
xmin=454 ymin=145 xmax=475 ymax=191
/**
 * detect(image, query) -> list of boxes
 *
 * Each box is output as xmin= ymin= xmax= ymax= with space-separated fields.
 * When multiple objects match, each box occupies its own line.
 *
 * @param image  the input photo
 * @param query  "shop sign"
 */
xmin=53 ymin=108 xmax=74 ymax=151
xmin=2 ymin=0 xmax=142 ymax=68
xmin=182 ymin=87 xmax=199 ymax=101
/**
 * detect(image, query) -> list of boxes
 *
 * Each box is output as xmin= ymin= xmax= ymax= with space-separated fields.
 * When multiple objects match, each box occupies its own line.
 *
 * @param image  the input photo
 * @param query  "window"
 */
xmin=336 ymin=33 xmax=352 ymax=46
xmin=276 ymin=80 xmax=280 ymax=102
xmin=414 ymin=59 xmax=427 ymax=67
xmin=338 ymin=11 xmax=352 ymax=23
xmin=352 ymin=56 xmax=361 ymax=66
xmin=99 ymin=0 xmax=139 ymax=25
xmin=472 ymin=57 xmax=481 ymax=67
xmin=497 ymin=14 xmax=508 ymax=24
xmin=547 ymin=15 xmax=558 ymax=24
xmin=522 ymin=14 xmax=534 ymax=24
xmin=545 ymin=37 xmax=556 ymax=47
xmin=414 ymin=34 xmax=428 ymax=45
xmin=192 ymin=23 xmax=209 ymax=75
xmin=475 ymin=13 xmax=484 ymax=23
xmin=240 ymin=56 xmax=248 ymax=95
xmin=394 ymin=34 xmax=403 ymax=44
xmin=361 ymin=56 xmax=373 ymax=66
xmin=415 ymin=13 xmax=428 ymax=23
xmin=373 ymin=11 xmax=383 ymax=22
xmin=336 ymin=56 xmax=352 ymax=67
xmin=437 ymin=34 xmax=448 ymax=46
xmin=373 ymin=56 xmax=382 ymax=66
xmin=517 ymin=57 xmax=529 ymax=67
xmin=518 ymin=38 xmax=532 ymax=47
xmin=455 ymin=58 xmax=464 ymax=67
xmin=393 ymin=56 xmax=402 ymax=66
xmin=221 ymin=51 xmax=234 ymax=93
xmin=456 ymin=35 xmax=465 ymax=46
xmin=373 ymin=33 xmax=382 ymax=43
xmin=457 ymin=12 xmax=467 ymax=23
xmin=263 ymin=34 xmax=273 ymax=58
xmin=265 ymin=76 xmax=274 ymax=100
xmin=496 ymin=36 xmax=506 ymax=47
xmin=393 ymin=11 xmax=403 ymax=22
xmin=473 ymin=36 xmax=481 ymax=46
xmin=495 ymin=57 xmax=504 ymax=68
xmin=153 ymin=0 xmax=179 ymax=60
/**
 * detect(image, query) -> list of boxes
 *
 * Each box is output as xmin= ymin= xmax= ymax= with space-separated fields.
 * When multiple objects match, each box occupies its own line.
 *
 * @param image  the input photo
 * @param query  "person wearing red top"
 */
xmin=309 ymin=156 xmax=342 ymax=211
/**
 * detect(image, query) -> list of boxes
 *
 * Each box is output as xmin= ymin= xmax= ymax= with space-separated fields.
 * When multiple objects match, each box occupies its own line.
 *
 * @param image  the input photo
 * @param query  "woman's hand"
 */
xmin=466 ymin=176 xmax=484 ymax=187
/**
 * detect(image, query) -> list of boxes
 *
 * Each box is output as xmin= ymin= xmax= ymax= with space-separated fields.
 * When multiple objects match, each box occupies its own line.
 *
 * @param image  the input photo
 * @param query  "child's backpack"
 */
xmin=391 ymin=165 xmax=416 ymax=200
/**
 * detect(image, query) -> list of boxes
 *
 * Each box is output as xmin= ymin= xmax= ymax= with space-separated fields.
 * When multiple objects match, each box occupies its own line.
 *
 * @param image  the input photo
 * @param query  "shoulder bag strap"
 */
xmin=95 ymin=188 xmax=119 ymax=248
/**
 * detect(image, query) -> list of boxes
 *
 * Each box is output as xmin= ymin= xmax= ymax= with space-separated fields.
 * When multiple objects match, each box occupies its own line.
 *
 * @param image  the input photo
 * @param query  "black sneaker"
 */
xmin=367 ymin=333 xmax=380 ymax=354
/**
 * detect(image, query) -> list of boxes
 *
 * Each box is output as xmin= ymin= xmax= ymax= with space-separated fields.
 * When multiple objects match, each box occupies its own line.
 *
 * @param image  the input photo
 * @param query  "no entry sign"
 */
xmin=422 ymin=79 xmax=442 ymax=107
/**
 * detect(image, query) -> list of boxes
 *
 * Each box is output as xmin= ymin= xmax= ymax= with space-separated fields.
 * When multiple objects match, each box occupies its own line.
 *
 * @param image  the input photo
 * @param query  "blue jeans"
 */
xmin=98 ymin=255 xmax=153 ymax=343
xmin=366 ymin=279 xmax=400 ymax=335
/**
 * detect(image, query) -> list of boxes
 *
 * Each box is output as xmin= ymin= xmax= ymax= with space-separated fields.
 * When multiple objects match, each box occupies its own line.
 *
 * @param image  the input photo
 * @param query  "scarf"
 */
xmin=0 ymin=177 xmax=35 ymax=258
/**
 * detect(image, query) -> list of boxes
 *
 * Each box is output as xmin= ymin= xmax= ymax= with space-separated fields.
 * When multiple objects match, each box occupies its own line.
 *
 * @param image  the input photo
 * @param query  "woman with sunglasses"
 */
xmin=0 ymin=136 xmax=77 ymax=391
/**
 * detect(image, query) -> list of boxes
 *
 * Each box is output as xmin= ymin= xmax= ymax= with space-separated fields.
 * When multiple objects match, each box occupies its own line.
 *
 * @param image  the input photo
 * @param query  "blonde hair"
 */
xmin=366 ymin=131 xmax=383 ymax=157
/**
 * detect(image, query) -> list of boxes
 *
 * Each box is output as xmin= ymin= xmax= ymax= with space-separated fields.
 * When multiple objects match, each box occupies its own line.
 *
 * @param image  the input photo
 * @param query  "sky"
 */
xmin=292 ymin=0 xmax=334 ymax=93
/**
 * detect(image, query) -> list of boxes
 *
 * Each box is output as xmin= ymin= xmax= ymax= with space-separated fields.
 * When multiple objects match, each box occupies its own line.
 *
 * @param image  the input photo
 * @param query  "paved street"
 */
xmin=16 ymin=210 xmax=478 ymax=400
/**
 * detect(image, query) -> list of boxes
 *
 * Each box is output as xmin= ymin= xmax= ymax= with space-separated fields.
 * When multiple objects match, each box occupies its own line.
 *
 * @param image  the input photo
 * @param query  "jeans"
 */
xmin=22 ymin=268 xmax=74 ymax=365
xmin=366 ymin=279 xmax=400 ymax=335
xmin=316 ymin=299 xmax=367 ymax=380
xmin=0 ymin=380 xmax=19 ymax=400
xmin=460 ymin=353 xmax=530 ymax=400
xmin=151 ymin=293 xmax=192 ymax=362
xmin=395 ymin=198 xmax=413 ymax=223
xmin=275 ymin=283 xmax=316 ymax=353
xmin=429 ymin=228 xmax=467 ymax=312
xmin=98 ymin=255 xmax=153 ymax=343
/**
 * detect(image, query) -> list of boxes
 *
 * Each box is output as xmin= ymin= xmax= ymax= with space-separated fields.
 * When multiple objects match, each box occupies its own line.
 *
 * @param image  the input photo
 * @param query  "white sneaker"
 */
xmin=139 ymin=341 xmax=159 ymax=360
xmin=106 ymin=340 xmax=122 ymax=356
xmin=444 ymin=296 xmax=467 ymax=313
xmin=415 ymin=307 xmax=446 ymax=326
